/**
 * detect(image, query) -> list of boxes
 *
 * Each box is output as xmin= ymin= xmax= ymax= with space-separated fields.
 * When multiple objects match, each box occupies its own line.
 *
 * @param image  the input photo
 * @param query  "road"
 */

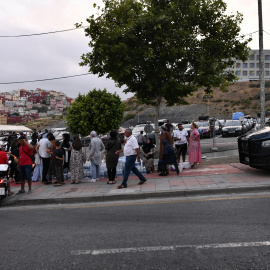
xmin=1 ymin=194 xmax=270 ymax=270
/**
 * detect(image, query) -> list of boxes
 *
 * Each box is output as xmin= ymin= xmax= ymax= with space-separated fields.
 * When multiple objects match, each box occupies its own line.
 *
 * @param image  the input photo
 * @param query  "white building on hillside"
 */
xmin=231 ymin=49 xmax=270 ymax=81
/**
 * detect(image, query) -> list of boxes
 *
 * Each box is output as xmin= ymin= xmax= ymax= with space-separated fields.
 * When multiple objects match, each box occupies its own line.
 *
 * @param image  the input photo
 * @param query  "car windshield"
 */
xmin=195 ymin=121 xmax=209 ymax=127
xmin=224 ymin=120 xmax=241 ymax=126
xmin=182 ymin=124 xmax=191 ymax=129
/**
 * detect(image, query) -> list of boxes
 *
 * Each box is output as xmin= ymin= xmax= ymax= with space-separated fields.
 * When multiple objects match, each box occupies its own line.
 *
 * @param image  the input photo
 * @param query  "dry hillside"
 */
xmin=122 ymin=81 xmax=270 ymax=126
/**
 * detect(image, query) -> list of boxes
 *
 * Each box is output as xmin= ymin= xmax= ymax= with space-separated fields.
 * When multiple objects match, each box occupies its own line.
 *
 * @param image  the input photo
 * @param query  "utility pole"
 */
xmin=258 ymin=0 xmax=265 ymax=128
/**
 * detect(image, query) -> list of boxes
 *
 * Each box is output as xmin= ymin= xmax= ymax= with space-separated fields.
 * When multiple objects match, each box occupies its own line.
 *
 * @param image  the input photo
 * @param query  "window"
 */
xmin=249 ymin=70 xmax=255 ymax=76
xmin=236 ymin=63 xmax=241 ymax=68
xmin=265 ymin=55 xmax=270 ymax=60
xmin=256 ymin=71 xmax=260 ymax=76
xmin=257 ymin=63 xmax=260 ymax=68
xmin=235 ymin=70 xmax=241 ymax=76
xmin=265 ymin=63 xmax=270 ymax=68
xmin=243 ymin=71 xmax=248 ymax=76
xmin=257 ymin=55 xmax=260 ymax=60
xmin=266 ymin=71 xmax=270 ymax=76
xmin=249 ymin=55 xmax=255 ymax=60
xmin=243 ymin=63 xmax=248 ymax=68
xmin=250 ymin=63 xmax=255 ymax=68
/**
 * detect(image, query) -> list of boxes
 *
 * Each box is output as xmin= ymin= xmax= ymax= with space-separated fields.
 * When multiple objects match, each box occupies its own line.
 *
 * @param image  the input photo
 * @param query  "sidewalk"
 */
xmin=2 ymin=163 xmax=270 ymax=207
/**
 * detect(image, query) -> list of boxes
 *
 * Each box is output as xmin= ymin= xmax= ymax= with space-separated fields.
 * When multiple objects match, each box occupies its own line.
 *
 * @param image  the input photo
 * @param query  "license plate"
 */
xmin=245 ymin=157 xmax=249 ymax=162
xmin=229 ymin=131 xmax=235 ymax=133
xmin=0 ymin=187 xmax=5 ymax=195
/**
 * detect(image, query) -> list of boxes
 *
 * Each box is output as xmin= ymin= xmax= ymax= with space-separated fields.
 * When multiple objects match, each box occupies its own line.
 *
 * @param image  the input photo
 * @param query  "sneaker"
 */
xmin=96 ymin=178 xmax=99 ymax=182
xmin=16 ymin=190 xmax=25 ymax=195
xmin=90 ymin=179 xmax=96 ymax=183
xmin=28 ymin=190 xmax=32 ymax=194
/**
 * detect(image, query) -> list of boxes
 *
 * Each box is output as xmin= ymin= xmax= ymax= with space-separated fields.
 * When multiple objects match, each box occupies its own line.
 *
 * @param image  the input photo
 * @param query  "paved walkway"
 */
xmin=2 ymin=163 xmax=270 ymax=207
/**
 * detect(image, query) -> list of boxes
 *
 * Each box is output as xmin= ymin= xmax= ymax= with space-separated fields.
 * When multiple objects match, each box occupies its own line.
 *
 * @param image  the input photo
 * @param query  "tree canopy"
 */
xmin=66 ymin=89 xmax=124 ymax=136
xmin=78 ymin=0 xmax=251 ymax=107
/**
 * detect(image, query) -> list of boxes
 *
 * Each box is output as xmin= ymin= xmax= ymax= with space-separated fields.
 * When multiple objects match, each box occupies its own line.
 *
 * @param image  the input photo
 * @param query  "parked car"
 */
xmin=238 ymin=126 xmax=270 ymax=169
xmin=181 ymin=124 xmax=192 ymax=136
xmin=195 ymin=121 xmax=213 ymax=138
xmin=221 ymin=120 xmax=246 ymax=137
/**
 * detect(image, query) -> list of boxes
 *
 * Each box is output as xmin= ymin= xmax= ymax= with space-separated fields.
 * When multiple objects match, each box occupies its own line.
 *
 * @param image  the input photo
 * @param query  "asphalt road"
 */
xmin=2 ymin=194 xmax=270 ymax=270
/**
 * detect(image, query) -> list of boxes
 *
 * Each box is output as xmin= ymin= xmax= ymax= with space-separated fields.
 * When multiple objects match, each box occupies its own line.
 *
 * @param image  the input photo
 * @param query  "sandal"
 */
xmin=117 ymin=184 xmax=127 ymax=189
xmin=107 ymin=181 xmax=116 ymax=185
xmin=54 ymin=184 xmax=62 ymax=187
xmin=8 ymin=192 xmax=14 ymax=196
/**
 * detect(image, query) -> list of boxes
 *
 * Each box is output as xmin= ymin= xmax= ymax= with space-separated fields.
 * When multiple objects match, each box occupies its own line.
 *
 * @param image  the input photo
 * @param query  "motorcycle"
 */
xmin=0 ymin=163 xmax=10 ymax=200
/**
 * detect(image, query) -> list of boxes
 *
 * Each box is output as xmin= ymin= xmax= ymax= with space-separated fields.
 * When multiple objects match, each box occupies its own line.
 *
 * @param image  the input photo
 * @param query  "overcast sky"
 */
xmin=0 ymin=0 xmax=269 ymax=100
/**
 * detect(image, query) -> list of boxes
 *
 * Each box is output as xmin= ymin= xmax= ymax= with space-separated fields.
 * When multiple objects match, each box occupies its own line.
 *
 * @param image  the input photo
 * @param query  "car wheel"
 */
xmin=222 ymin=134 xmax=225 ymax=138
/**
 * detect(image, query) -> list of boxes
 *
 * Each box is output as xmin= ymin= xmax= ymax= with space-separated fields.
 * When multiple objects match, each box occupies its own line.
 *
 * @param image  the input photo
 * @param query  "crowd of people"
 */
xmin=2 ymin=120 xmax=202 ymax=194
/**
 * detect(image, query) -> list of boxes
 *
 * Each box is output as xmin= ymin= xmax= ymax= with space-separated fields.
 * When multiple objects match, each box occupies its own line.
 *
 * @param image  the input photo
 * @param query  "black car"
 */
xmin=221 ymin=120 xmax=245 ymax=137
xmin=238 ymin=126 xmax=270 ymax=169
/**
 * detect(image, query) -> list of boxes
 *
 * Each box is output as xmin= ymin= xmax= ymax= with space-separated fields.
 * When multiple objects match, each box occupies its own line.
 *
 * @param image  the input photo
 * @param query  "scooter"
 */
xmin=0 ymin=163 xmax=10 ymax=200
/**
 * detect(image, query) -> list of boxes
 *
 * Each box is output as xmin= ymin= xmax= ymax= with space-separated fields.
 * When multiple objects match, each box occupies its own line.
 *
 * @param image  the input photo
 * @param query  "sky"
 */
xmin=0 ymin=0 xmax=269 ymax=100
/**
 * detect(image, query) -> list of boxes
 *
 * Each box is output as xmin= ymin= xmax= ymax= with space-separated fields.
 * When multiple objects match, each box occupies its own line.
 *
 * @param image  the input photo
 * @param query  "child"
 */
xmin=32 ymin=145 xmax=43 ymax=181
xmin=53 ymin=140 xmax=64 ymax=187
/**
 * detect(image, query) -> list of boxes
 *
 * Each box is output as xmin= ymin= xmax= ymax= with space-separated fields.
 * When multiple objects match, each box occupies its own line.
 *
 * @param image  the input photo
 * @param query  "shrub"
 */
xmin=124 ymin=113 xmax=136 ymax=121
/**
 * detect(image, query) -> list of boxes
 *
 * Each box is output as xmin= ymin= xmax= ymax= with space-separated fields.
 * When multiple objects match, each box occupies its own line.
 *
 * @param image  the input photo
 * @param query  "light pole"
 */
xmin=258 ymin=0 xmax=265 ymax=128
xmin=204 ymin=95 xmax=212 ymax=116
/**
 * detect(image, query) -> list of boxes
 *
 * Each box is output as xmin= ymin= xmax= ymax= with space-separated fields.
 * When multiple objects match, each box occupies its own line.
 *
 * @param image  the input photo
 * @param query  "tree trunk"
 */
xmin=154 ymin=96 xmax=162 ymax=155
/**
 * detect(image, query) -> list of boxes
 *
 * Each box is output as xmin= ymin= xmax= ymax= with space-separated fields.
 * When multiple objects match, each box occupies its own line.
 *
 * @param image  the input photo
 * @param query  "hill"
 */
xmin=122 ymin=81 xmax=270 ymax=126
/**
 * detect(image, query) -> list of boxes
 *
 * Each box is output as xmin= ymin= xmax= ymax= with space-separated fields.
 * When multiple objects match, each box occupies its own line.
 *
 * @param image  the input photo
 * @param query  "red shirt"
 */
xmin=19 ymin=145 xmax=33 ymax=166
xmin=0 ymin=151 xmax=8 ymax=164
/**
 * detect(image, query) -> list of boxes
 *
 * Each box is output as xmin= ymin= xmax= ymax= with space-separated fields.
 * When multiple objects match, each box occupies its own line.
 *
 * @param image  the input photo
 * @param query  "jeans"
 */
xmin=122 ymin=155 xmax=146 ymax=187
xmin=91 ymin=162 xmax=100 ymax=179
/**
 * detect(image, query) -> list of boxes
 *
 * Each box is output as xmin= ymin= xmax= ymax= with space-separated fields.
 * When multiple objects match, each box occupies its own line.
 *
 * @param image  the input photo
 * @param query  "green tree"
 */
xmin=78 ymin=0 xmax=251 ymax=146
xmin=66 ymin=89 xmax=124 ymax=136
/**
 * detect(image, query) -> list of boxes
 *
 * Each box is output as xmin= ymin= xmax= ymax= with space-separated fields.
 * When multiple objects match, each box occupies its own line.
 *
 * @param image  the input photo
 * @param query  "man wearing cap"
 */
xmin=174 ymin=123 xmax=189 ymax=164
xmin=115 ymin=128 xmax=147 ymax=189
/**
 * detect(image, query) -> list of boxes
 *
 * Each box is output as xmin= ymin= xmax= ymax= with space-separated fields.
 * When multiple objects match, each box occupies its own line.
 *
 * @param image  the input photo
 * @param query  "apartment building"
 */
xmin=232 ymin=49 xmax=270 ymax=81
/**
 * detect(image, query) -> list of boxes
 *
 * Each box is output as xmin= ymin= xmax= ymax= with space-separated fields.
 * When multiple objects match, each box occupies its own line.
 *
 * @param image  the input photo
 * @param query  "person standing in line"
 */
xmin=165 ymin=120 xmax=173 ymax=134
xmin=174 ymin=123 xmax=189 ymax=164
xmin=89 ymin=131 xmax=105 ymax=183
xmin=46 ymin=135 xmax=57 ymax=185
xmin=115 ymin=128 xmax=147 ymax=189
xmin=159 ymin=126 xmax=173 ymax=160
xmin=61 ymin=133 xmax=72 ymax=171
xmin=69 ymin=135 xmax=85 ymax=184
xmin=37 ymin=133 xmax=52 ymax=184
xmin=53 ymin=141 xmax=64 ymax=187
xmin=189 ymin=122 xmax=202 ymax=169
xmin=31 ymin=129 xmax=38 ymax=146
xmin=8 ymin=139 xmax=20 ymax=184
xmin=105 ymin=130 xmax=122 ymax=185
xmin=17 ymin=136 xmax=34 ymax=194
xmin=141 ymin=138 xmax=156 ymax=174
xmin=32 ymin=144 xmax=43 ymax=182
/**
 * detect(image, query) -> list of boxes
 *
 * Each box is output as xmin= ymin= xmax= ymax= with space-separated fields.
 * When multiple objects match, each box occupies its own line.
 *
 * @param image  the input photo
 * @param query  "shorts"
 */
xmin=19 ymin=165 xmax=32 ymax=181
xmin=175 ymin=143 xmax=187 ymax=156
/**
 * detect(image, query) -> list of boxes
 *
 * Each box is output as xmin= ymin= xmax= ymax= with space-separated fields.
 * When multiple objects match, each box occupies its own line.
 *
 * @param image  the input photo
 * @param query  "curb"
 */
xmin=1 ymin=185 xmax=270 ymax=207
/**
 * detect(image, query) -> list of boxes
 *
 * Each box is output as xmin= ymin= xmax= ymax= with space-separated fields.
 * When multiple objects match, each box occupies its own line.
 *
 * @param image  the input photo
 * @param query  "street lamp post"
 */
xmin=258 ymin=0 xmax=265 ymax=129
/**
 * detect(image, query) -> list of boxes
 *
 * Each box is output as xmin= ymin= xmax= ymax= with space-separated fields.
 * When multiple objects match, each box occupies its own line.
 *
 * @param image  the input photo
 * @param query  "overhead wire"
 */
xmin=0 ymin=73 xmax=91 ymax=85
xmin=0 ymin=26 xmax=86 ymax=38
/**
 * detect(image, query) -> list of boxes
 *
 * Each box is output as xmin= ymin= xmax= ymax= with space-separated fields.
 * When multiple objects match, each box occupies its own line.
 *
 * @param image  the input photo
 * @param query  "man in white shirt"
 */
xmin=174 ymin=123 xmax=189 ymax=163
xmin=37 ymin=133 xmax=52 ymax=184
xmin=115 ymin=128 xmax=147 ymax=189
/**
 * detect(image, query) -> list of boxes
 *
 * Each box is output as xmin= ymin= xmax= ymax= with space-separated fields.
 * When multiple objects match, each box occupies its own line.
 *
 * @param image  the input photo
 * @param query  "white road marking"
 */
xmin=71 ymin=241 xmax=270 ymax=256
